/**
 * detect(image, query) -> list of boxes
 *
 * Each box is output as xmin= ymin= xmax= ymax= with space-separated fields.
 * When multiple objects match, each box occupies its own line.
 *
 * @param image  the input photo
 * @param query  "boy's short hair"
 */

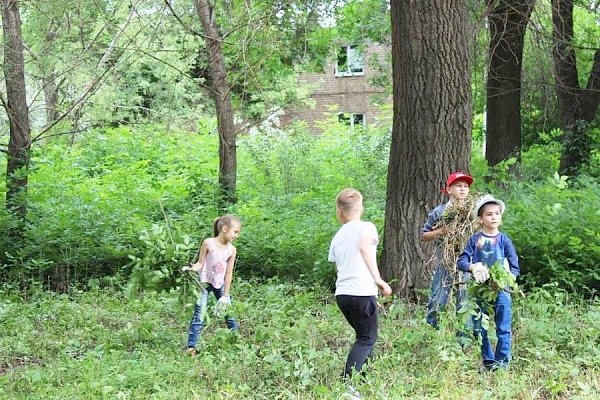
xmin=336 ymin=188 xmax=363 ymax=215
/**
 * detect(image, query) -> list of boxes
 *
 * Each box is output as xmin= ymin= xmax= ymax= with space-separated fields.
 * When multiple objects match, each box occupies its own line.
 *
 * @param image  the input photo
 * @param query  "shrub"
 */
xmin=501 ymin=174 xmax=600 ymax=295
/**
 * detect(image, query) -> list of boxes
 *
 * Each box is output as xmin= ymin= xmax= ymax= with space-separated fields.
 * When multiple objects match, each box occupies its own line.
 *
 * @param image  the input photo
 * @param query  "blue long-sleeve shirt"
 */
xmin=457 ymin=232 xmax=520 ymax=277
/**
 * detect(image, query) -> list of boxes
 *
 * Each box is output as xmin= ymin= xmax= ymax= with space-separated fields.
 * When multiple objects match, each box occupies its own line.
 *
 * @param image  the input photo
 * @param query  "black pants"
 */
xmin=336 ymin=295 xmax=378 ymax=378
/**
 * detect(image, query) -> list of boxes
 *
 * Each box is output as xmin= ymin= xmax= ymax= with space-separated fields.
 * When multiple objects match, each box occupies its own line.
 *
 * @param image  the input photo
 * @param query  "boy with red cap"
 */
xmin=422 ymin=171 xmax=474 ymax=329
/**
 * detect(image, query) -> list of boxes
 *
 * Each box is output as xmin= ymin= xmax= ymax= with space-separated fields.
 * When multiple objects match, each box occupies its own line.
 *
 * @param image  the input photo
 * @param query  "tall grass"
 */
xmin=0 ymin=282 xmax=598 ymax=399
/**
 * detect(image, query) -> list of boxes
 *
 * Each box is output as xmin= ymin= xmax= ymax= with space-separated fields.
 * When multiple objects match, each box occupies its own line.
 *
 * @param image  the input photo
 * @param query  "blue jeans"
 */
xmin=426 ymin=266 xmax=470 ymax=329
xmin=475 ymin=290 xmax=512 ymax=368
xmin=336 ymin=295 xmax=378 ymax=378
xmin=187 ymin=283 xmax=238 ymax=348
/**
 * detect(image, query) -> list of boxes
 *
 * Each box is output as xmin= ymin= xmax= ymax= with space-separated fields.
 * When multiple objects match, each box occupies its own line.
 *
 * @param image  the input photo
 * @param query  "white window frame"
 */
xmin=338 ymin=112 xmax=366 ymax=128
xmin=335 ymin=45 xmax=365 ymax=77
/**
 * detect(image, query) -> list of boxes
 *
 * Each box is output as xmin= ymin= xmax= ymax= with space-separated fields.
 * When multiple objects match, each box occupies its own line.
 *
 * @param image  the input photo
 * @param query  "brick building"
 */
xmin=282 ymin=43 xmax=392 ymax=133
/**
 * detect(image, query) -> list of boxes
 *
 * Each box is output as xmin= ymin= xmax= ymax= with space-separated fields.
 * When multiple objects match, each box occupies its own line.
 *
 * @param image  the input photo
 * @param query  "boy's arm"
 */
xmin=222 ymin=246 xmax=237 ymax=298
xmin=421 ymin=207 xmax=444 ymax=242
xmin=422 ymin=228 xmax=446 ymax=242
xmin=328 ymin=241 xmax=337 ymax=273
xmin=458 ymin=236 xmax=489 ymax=283
xmin=359 ymin=235 xmax=392 ymax=296
xmin=504 ymin=236 xmax=520 ymax=277
xmin=457 ymin=237 xmax=476 ymax=273
xmin=190 ymin=240 xmax=209 ymax=272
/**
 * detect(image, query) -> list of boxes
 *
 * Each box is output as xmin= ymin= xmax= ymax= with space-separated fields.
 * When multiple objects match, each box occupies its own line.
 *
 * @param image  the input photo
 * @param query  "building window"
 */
xmin=335 ymin=45 xmax=364 ymax=76
xmin=338 ymin=112 xmax=365 ymax=127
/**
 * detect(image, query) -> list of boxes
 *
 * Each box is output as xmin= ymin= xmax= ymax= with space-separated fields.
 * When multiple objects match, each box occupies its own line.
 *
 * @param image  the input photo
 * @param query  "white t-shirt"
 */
xmin=328 ymin=220 xmax=378 ymax=296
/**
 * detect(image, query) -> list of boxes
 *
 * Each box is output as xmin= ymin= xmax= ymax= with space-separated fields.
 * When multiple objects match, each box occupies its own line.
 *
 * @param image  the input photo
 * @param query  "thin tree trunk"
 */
xmin=42 ymin=72 xmax=60 ymax=124
xmin=485 ymin=0 xmax=534 ymax=167
xmin=383 ymin=0 xmax=472 ymax=299
xmin=2 ymin=0 xmax=31 ymax=219
xmin=195 ymin=0 xmax=237 ymax=204
xmin=552 ymin=0 xmax=600 ymax=175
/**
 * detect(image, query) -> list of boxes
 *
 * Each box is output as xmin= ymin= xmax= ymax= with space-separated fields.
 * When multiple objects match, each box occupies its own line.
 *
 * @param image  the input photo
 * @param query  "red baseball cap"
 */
xmin=445 ymin=171 xmax=473 ymax=188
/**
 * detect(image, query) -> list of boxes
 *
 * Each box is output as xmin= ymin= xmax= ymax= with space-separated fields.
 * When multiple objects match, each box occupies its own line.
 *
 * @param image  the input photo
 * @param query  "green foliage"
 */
xmin=476 ymin=168 xmax=600 ymax=295
xmin=334 ymin=0 xmax=391 ymax=44
xmin=2 ymin=117 xmax=599 ymax=296
xmin=124 ymin=224 xmax=196 ymax=299
xmin=459 ymin=262 xmax=519 ymax=331
xmin=0 ymin=126 xmax=220 ymax=289
xmin=0 ymin=282 xmax=598 ymax=399
xmin=234 ymin=121 xmax=389 ymax=284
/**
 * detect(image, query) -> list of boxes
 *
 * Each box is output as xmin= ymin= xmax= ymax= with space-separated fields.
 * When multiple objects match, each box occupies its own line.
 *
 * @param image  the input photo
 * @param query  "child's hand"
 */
xmin=377 ymin=280 xmax=392 ymax=296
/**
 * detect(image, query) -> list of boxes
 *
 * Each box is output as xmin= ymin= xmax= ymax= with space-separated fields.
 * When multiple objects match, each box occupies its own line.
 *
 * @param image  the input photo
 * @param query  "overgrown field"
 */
xmin=1 ymin=281 xmax=598 ymax=399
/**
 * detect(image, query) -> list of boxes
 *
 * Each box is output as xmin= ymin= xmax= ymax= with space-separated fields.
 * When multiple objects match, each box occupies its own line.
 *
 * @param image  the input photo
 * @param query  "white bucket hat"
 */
xmin=473 ymin=194 xmax=506 ymax=219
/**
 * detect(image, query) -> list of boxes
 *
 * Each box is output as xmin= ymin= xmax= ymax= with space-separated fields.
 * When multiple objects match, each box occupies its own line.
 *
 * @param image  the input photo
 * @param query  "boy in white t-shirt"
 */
xmin=328 ymin=188 xmax=392 ymax=387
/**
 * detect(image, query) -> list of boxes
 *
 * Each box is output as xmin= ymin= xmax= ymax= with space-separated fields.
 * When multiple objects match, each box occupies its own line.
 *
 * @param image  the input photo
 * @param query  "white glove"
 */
xmin=217 ymin=296 xmax=231 ymax=306
xmin=471 ymin=263 xmax=490 ymax=283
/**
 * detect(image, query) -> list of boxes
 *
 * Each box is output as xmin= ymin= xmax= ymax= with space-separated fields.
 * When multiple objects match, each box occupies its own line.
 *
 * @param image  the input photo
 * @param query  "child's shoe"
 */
xmin=342 ymin=384 xmax=362 ymax=399
xmin=185 ymin=347 xmax=197 ymax=356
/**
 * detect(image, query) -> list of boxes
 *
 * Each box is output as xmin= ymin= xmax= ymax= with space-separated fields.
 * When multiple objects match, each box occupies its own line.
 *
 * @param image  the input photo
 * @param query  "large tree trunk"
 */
xmin=2 ymin=0 xmax=31 ymax=219
xmin=383 ymin=0 xmax=472 ymax=299
xmin=195 ymin=0 xmax=237 ymax=204
xmin=552 ymin=0 xmax=600 ymax=175
xmin=485 ymin=0 xmax=534 ymax=167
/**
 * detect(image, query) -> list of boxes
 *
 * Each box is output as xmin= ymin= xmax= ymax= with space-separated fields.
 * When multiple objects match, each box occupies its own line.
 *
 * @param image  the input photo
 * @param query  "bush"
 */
xmin=500 ymin=174 xmax=600 ymax=295
xmin=1 ymin=120 xmax=599 ymax=296
xmin=0 ymin=126 xmax=220 ymax=289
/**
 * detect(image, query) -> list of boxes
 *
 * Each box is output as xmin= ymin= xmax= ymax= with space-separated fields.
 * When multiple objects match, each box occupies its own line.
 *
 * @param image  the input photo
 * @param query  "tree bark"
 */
xmin=485 ymin=0 xmax=534 ymax=167
xmin=552 ymin=0 xmax=600 ymax=175
xmin=194 ymin=0 xmax=237 ymax=204
xmin=42 ymin=72 xmax=60 ymax=124
xmin=383 ymin=0 xmax=472 ymax=299
xmin=2 ymin=0 xmax=31 ymax=219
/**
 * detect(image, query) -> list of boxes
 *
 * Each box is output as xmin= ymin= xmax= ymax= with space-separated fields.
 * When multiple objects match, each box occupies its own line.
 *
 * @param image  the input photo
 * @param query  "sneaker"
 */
xmin=479 ymin=362 xmax=501 ymax=374
xmin=185 ymin=347 xmax=197 ymax=356
xmin=479 ymin=365 xmax=491 ymax=374
xmin=342 ymin=384 xmax=362 ymax=400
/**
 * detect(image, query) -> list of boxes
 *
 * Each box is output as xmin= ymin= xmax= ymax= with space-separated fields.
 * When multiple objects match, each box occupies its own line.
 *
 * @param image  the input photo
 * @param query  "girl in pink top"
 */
xmin=184 ymin=214 xmax=241 ymax=354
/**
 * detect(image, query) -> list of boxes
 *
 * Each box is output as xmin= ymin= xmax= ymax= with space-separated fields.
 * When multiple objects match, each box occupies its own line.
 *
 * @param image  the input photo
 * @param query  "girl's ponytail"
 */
xmin=212 ymin=216 xmax=222 ymax=237
xmin=212 ymin=214 xmax=241 ymax=237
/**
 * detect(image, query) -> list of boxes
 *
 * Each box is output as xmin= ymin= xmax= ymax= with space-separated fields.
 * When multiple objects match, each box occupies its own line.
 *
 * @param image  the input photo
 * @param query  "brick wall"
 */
xmin=282 ymin=43 xmax=392 ymax=133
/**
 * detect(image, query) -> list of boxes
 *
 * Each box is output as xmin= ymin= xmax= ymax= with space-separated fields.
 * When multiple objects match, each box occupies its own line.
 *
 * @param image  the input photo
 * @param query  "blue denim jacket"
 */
xmin=422 ymin=202 xmax=449 ymax=268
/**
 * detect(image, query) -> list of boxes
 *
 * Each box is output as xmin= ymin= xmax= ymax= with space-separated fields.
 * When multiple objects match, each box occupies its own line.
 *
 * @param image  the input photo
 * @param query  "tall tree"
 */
xmin=552 ymin=0 xmax=600 ymax=176
xmin=485 ymin=0 xmax=535 ymax=167
xmin=194 ymin=0 xmax=238 ymax=204
xmin=2 ymin=0 xmax=31 ymax=219
xmin=382 ymin=0 xmax=473 ymax=298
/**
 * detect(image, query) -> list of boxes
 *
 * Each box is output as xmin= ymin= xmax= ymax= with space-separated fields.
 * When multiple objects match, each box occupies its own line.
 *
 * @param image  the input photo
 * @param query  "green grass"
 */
xmin=1 ymin=281 xmax=598 ymax=399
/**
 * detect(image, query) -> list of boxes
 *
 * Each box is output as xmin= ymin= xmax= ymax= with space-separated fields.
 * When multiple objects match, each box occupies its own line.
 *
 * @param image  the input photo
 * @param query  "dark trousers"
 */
xmin=336 ymin=295 xmax=378 ymax=378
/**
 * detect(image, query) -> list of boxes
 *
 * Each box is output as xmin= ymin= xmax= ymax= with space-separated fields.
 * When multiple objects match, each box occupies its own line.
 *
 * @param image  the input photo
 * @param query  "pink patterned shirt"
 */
xmin=199 ymin=241 xmax=234 ymax=289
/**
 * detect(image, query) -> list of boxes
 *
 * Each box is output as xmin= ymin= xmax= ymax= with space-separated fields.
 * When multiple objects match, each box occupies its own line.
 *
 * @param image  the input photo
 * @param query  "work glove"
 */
xmin=503 ymin=259 xmax=510 ymax=273
xmin=217 ymin=296 xmax=231 ymax=306
xmin=502 ymin=259 xmax=519 ymax=281
xmin=214 ymin=296 xmax=231 ymax=317
xmin=471 ymin=263 xmax=490 ymax=283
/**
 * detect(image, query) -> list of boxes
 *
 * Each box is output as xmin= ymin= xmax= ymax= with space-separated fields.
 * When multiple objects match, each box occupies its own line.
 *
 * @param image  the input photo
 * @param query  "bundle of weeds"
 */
xmin=432 ymin=193 xmax=479 ymax=275
xmin=458 ymin=261 xmax=519 ymax=331
xmin=182 ymin=268 xmax=229 ymax=320
xmin=182 ymin=267 xmax=207 ymax=298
